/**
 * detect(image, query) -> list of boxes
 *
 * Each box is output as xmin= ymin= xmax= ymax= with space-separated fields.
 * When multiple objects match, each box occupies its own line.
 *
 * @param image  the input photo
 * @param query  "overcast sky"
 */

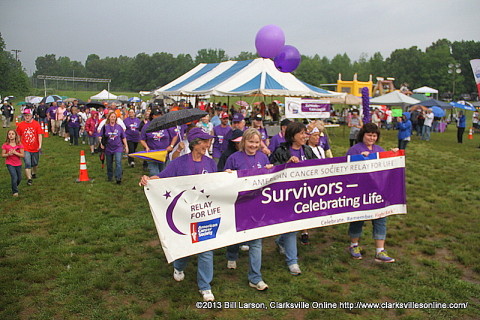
xmin=1 ymin=0 xmax=479 ymax=75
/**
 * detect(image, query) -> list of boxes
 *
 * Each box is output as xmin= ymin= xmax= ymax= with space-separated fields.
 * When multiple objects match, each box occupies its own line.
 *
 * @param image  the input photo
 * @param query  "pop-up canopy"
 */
xmin=152 ymin=58 xmax=343 ymax=98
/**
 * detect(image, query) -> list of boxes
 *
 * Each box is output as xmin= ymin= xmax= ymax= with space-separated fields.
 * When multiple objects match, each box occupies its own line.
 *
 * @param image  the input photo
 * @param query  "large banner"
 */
xmin=470 ymin=59 xmax=480 ymax=97
xmin=144 ymin=151 xmax=406 ymax=263
xmin=285 ymin=97 xmax=331 ymax=119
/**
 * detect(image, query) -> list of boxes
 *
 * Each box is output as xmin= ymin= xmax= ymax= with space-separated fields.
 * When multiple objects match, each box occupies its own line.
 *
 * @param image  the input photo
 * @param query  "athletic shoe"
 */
xmin=348 ymin=245 xmax=363 ymax=260
xmin=129 ymin=162 xmax=135 ymax=168
xmin=275 ymin=241 xmax=286 ymax=255
xmin=249 ymin=280 xmax=269 ymax=291
xmin=199 ymin=289 xmax=215 ymax=302
xmin=116 ymin=180 xmax=122 ymax=185
xmin=240 ymin=245 xmax=249 ymax=251
xmin=288 ymin=264 xmax=302 ymax=276
xmin=64 ymin=138 xmax=69 ymax=141
xmin=375 ymin=250 xmax=395 ymax=263
xmin=300 ymin=233 xmax=309 ymax=245
xmin=227 ymin=260 xmax=237 ymax=269
xmin=173 ymin=268 xmax=184 ymax=281
xmin=27 ymin=179 xmax=33 ymax=186
xmin=32 ymin=174 xmax=37 ymax=179
xmin=12 ymin=193 xmax=19 ymax=197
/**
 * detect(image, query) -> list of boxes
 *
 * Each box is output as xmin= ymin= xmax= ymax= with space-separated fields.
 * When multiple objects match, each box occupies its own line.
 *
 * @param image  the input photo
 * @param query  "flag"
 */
xmin=470 ymin=59 xmax=480 ymax=97
xmin=129 ymin=149 xmax=168 ymax=163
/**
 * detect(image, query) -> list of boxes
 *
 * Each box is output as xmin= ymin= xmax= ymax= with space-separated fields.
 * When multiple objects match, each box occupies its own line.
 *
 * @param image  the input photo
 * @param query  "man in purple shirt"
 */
xmin=46 ymin=102 xmax=58 ymax=135
xmin=212 ymin=112 xmax=231 ymax=162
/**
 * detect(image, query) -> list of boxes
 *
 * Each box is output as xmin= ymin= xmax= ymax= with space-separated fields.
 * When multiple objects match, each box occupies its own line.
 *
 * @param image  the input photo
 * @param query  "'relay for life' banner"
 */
xmin=144 ymin=151 xmax=407 ymax=263
xmin=470 ymin=59 xmax=480 ymax=97
xmin=285 ymin=97 xmax=331 ymax=119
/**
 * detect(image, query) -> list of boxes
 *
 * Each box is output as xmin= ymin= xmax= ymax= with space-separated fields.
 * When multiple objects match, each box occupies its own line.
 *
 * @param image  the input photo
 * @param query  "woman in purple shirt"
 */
xmin=140 ymin=127 xmax=217 ymax=302
xmin=100 ymin=112 xmax=128 ymax=184
xmin=66 ymin=106 xmax=81 ymax=146
xmin=124 ymin=109 xmax=141 ymax=167
xmin=345 ymin=123 xmax=397 ymax=263
xmin=224 ymin=128 xmax=272 ymax=291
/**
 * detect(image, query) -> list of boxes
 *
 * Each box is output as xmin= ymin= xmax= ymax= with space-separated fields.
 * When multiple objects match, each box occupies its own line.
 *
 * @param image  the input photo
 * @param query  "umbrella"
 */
xmin=253 ymin=101 xmax=262 ymax=105
xmin=30 ymin=97 xmax=43 ymax=104
xmin=450 ymin=101 xmax=476 ymax=111
xmin=40 ymin=95 xmax=62 ymax=104
xmin=128 ymin=97 xmax=142 ymax=102
xmin=129 ymin=149 xmax=168 ymax=163
xmin=408 ymin=105 xmax=428 ymax=112
xmin=273 ymin=100 xmax=282 ymax=104
xmin=16 ymin=101 xmax=27 ymax=106
xmin=235 ymin=100 xmax=249 ymax=107
xmin=419 ymin=99 xmax=452 ymax=109
xmin=85 ymin=101 xmax=105 ymax=109
xmin=146 ymin=108 xmax=207 ymax=132
xmin=430 ymin=106 xmax=445 ymax=118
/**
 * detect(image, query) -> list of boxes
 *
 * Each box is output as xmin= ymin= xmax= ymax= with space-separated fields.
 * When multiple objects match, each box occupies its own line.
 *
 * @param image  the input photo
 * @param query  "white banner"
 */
xmin=144 ymin=153 xmax=407 ymax=263
xmin=285 ymin=97 xmax=331 ymax=119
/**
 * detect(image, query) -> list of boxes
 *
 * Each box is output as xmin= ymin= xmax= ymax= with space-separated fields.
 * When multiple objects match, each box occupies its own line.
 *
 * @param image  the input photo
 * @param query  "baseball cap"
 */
xmin=220 ymin=112 xmax=229 ymax=119
xmin=232 ymin=113 xmax=244 ymax=122
xmin=23 ymin=109 xmax=32 ymax=115
xmin=229 ymin=129 xmax=244 ymax=142
xmin=187 ymin=127 xmax=215 ymax=142
xmin=151 ymin=107 xmax=162 ymax=116
xmin=253 ymin=114 xmax=263 ymax=121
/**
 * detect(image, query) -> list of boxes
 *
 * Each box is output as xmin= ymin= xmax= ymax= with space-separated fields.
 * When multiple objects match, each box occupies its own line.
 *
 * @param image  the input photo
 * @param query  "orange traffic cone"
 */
xmin=468 ymin=127 xmax=473 ymax=140
xmin=43 ymin=122 xmax=49 ymax=138
xmin=76 ymin=150 xmax=91 ymax=182
xmin=15 ymin=116 xmax=19 ymax=126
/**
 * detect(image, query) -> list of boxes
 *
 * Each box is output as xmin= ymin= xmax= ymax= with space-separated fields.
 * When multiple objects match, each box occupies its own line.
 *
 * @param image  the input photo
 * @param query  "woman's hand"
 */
xmin=361 ymin=151 xmax=370 ymax=157
xmin=287 ymin=156 xmax=300 ymax=163
xmin=139 ymin=175 xmax=159 ymax=186
xmin=390 ymin=148 xmax=399 ymax=153
xmin=262 ymin=147 xmax=271 ymax=156
xmin=265 ymin=164 xmax=274 ymax=169
xmin=225 ymin=169 xmax=234 ymax=173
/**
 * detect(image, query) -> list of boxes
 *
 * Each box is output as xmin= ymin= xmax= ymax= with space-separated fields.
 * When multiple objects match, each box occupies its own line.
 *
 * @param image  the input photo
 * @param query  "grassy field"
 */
xmin=1 ymin=113 xmax=479 ymax=319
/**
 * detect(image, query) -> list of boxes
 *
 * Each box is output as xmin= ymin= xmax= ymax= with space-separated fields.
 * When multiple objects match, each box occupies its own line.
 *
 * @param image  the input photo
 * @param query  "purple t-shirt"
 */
xmin=159 ymin=153 xmax=217 ymax=178
xmin=224 ymin=150 xmax=270 ymax=170
xmin=269 ymin=133 xmax=285 ymax=153
xmin=167 ymin=125 xmax=186 ymax=145
xmin=213 ymin=125 xmax=232 ymax=158
xmin=67 ymin=114 xmax=81 ymax=128
xmin=103 ymin=123 xmax=126 ymax=154
xmin=124 ymin=117 xmax=141 ymax=142
xmin=256 ymin=127 xmax=269 ymax=142
xmin=140 ymin=121 xmax=171 ymax=150
xmin=47 ymin=106 xmax=57 ymax=119
xmin=289 ymin=147 xmax=307 ymax=161
xmin=346 ymin=142 xmax=384 ymax=156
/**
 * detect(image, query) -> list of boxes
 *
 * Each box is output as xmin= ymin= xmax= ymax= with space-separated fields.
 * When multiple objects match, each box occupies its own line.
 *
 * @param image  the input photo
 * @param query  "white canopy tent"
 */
xmin=152 ymin=58 xmax=344 ymax=98
xmin=90 ymin=89 xmax=118 ymax=100
xmin=412 ymin=86 xmax=439 ymax=94
xmin=370 ymin=91 xmax=420 ymax=109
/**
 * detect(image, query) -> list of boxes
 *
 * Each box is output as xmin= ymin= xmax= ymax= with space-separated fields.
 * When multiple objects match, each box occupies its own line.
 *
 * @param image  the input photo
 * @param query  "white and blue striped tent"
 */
xmin=153 ymin=58 xmax=343 ymax=98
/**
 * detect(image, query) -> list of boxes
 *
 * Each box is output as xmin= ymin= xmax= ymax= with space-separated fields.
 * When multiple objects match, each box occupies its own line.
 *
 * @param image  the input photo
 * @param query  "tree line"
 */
xmin=1 ymin=32 xmax=479 ymax=100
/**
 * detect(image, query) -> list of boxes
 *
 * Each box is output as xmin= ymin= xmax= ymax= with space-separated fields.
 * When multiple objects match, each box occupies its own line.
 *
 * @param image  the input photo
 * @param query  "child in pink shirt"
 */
xmin=2 ymin=130 xmax=24 ymax=196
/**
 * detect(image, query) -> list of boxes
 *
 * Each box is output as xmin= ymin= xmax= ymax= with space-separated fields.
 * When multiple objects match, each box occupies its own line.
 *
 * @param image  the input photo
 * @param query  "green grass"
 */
xmin=1 ymin=114 xmax=479 ymax=319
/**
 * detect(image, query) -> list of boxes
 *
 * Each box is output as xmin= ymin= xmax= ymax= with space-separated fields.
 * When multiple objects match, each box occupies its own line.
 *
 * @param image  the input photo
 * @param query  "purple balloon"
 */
xmin=255 ymin=25 xmax=285 ymax=59
xmin=274 ymin=45 xmax=301 ymax=73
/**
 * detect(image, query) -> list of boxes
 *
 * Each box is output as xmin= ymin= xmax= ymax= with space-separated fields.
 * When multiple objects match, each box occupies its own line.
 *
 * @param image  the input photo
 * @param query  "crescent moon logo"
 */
xmin=166 ymin=190 xmax=186 ymax=235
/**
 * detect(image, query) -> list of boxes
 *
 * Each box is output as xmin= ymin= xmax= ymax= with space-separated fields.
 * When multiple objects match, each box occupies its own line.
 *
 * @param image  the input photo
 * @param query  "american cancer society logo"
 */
xmin=190 ymin=218 xmax=221 ymax=243
xmin=163 ymin=185 xmax=221 ymax=243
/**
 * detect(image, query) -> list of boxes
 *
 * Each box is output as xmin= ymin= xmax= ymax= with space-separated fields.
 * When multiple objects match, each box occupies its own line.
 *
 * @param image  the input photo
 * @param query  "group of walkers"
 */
xmin=138 ymin=105 xmax=397 ymax=302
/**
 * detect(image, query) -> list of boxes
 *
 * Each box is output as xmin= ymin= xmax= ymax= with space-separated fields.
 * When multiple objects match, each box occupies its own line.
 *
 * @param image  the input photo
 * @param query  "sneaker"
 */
xmin=27 ymin=179 xmax=33 ymax=186
xmin=173 ymin=268 xmax=184 ymax=281
xmin=249 ymin=280 xmax=269 ymax=291
xmin=375 ymin=250 xmax=395 ymax=263
xmin=64 ymin=138 xmax=69 ymax=141
xmin=300 ymin=233 xmax=309 ymax=245
xmin=288 ymin=264 xmax=302 ymax=276
xmin=240 ymin=245 xmax=249 ymax=251
xmin=116 ymin=180 xmax=122 ymax=185
xmin=32 ymin=173 xmax=37 ymax=179
xmin=227 ymin=260 xmax=237 ymax=269
xmin=276 ymin=241 xmax=286 ymax=255
xmin=199 ymin=289 xmax=215 ymax=302
xmin=349 ymin=245 xmax=363 ymax=260
xmin=129 ymin=162 xmax=135 ymax=168
xmin=12 ymin=193 xmax=19 ymax=197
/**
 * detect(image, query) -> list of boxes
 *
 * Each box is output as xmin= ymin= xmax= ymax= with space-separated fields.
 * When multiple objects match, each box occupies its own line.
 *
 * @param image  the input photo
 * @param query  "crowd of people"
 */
xmin=3 ymin=96 xmax=477 ymax=302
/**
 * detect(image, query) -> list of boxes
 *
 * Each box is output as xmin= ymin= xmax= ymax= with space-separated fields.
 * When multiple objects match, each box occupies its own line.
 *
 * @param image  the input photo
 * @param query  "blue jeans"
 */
xmin=226 ymin=239 xmax=263 ymax=284
xmin=148 ymin=161 xmax=165 ymax=176
xmin=398 ymin=139 xmax=409 ymax=150
xmin=68 ymin=126 xmax=80 ymax=145
xmin=173 ymin=250 xmax=213 ymax=291
xmin=422 ymin=125 xmax=432 ymax=141
xmin=275 ymin=232 xmax=298 ymax=266
xmin=6 ymin=164 xmax=22 ymax=194
xmin=348 ymin=217 xmax=387 ymax=240
xmin=106 ymin=152 xmax=123 ymax=181
xmin=24 ymin=151 xmax=39 ymax=169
